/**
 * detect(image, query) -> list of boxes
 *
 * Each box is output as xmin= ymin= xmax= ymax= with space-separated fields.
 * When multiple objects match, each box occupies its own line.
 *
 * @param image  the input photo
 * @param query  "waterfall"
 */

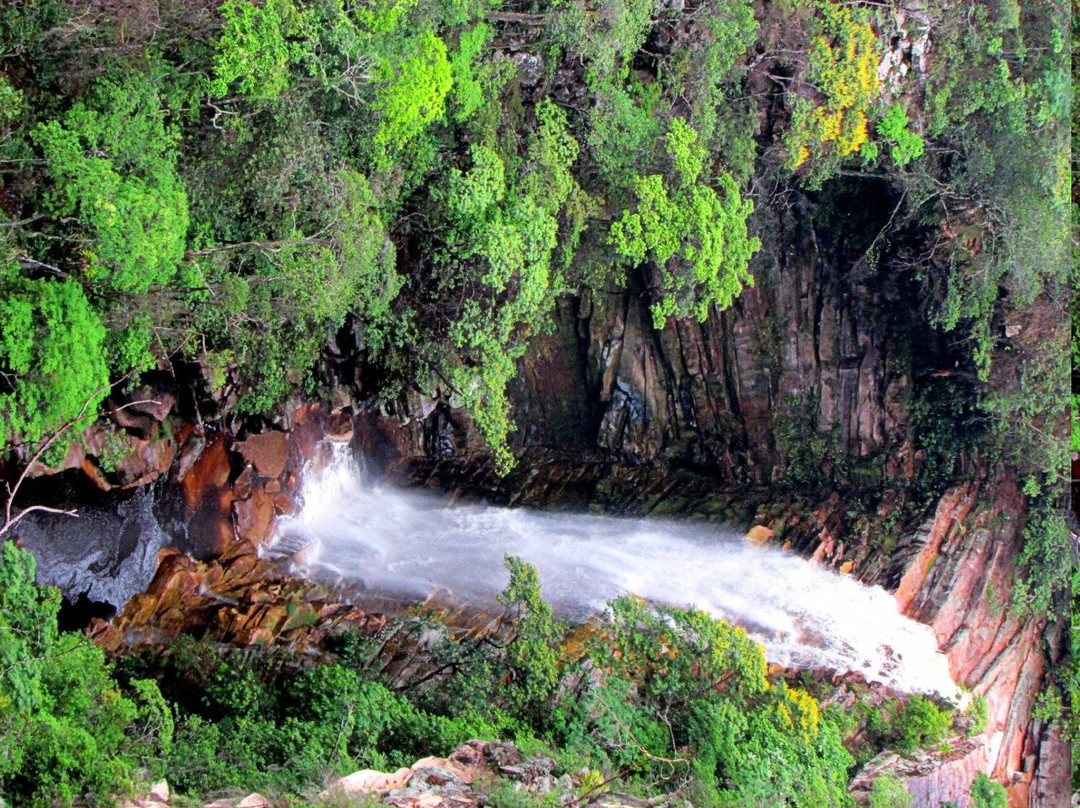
xmin=266 ymin=446 xmax=960 ymax=699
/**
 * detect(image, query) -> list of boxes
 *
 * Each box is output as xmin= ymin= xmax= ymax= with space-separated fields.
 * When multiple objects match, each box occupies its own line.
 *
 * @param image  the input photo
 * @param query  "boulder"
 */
xmin=235 ymin=431 xmax=289 ymax=479
xmin=746 ymin=525 xmax=775 ymax=546
xmin=323 ymin=767 xmax=413 ymax=797
xmin=233 ymin=484 xmax=276 ymax=545
xmin=149 ymin=781 xmax=169 ymax=802
xmin=327 ymin=410 xmax=355 ymax=442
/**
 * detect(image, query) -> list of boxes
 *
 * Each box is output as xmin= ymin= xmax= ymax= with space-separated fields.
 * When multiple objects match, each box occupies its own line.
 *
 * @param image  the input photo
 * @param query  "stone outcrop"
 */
xmin=852 ymin=741 xmax=991 ymax=807
xmin=89 ymin=540 xmax=385 ymax=652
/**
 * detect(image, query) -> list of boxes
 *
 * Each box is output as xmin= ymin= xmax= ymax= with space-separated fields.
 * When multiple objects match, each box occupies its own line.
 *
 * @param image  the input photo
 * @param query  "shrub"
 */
xmin=32 ymin=71 xmax=189 ymax=295
xmin=0 ymin=543 xmax=161 ymax=807
xmin=869 ymin=775 xmax=913 ymax=808
xmin=0 ymin=272 xmax=109 ymax=447
xmin=609 ymin=117 xmax=760 ymax=329
xmin=892 ymin=696 xmax=953 ymax=755
xmin=969 ymin=772 xmax=1007 ymax=808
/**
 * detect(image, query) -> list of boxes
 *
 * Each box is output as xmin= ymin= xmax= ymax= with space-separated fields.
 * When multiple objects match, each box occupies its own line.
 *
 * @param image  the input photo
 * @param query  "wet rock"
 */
xmin=103 ymin=542 xmax=385 ymax=650
xmin=327 ymin=409 xmax=355 ymax=442
xmin=179 ymin=434 xmax=235 ymax=557
xmin=235 ymin=431 xmax=289 ymax=479
xmin=746 ymin=525 xmax=775 ymax=546
xmin=233 ymin=483 xmax=276 ymax=545
xmin=111 ymin=435 xmax=176 ymax=488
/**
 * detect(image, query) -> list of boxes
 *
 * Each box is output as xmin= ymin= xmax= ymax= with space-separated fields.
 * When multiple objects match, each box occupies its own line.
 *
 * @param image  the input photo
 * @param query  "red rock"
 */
xmin=233 ymin=484 xmax=276 ymax=544
xmin=181 ymin=434 xmax=232 ymax=509
xmin=233 ymin=466 xmax=255 ymax=500
xmin=894 ymin=484 xmax=977 ymax=614
xmin=113 ymin=436 xmax=176 ymax=488
xmin=235 ymin=431 xmax=289 ymax=479
xmin=327 ymin=410 xmax=355 ymax=442
xmin=272 ymin=491 xmax=295 ymax=516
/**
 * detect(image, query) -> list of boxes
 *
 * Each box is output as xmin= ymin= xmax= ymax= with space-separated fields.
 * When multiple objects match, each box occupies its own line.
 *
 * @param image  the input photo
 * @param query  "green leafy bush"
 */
xmin=876 ymin=104 xmax=925 ymax=167
xmin=868 ymin=775 xmax=913 ymax=808
xmin=32 ymin=71 xmax=189 ymax=295
xmin=0 ymin=272 xmax=109 ymax=447
xmin=609 ymin=117 xmax=760 ymax=328
xmin=969 ymin=772 xmax=1007 ymax=808
xmin=891 ymin=696 xmax=953 ymax=755
xmin=0 ymin=543 xmax=169 ymax=807
xmin=210 ymin=0 xmax=303 ymax=100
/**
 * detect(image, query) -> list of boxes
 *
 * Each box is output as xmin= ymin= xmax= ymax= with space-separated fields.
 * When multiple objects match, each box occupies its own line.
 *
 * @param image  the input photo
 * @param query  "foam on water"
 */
xmin=266 ymin=447 xmax=959 ymax=699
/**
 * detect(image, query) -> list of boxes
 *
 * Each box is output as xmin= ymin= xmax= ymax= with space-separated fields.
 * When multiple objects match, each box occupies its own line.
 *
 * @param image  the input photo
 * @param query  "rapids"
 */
xmin=266 ymin=446 xmax=960 ymax=699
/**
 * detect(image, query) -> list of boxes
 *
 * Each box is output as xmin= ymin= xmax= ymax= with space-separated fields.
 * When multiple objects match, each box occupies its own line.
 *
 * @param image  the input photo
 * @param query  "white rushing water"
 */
xmin=265 ymin=447 xmax=959 ymax=699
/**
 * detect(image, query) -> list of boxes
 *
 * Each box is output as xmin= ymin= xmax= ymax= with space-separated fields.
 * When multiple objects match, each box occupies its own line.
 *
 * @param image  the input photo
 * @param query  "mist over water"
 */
xmin=266 ymin=447 xmax=959 ymax=699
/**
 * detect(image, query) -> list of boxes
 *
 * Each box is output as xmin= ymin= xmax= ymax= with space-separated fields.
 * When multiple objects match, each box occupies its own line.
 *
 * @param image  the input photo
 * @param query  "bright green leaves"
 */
xmin=970 ymin=772 xmax=1008 ymax=808
xmin=447 ymin=144 xmax=506 ymax=224
xmin=0 ymin=273 xmax=109 ymax=447
xmin=210 ymin=0 xmax=305 ymax=100
xmin=498 ymin=556 xmax=564 ymax=719
xmin=596 ymin=596 xmax=769 ymax=703
xmin=666 ymin=116 xmax=707 ymax=186
xmin=334 ymin=171 xmax=401 ymax=347
xmin=449 ymin=23 xmax=493 ymax=122
xmin=610 ymin=174 xmax=679 ymax=266
xmin=875 ymin=103 xmax=924 ymax=168
xmin=0 ymin=543 xmax=59 ymax=712
xmin=0 ymin=543 xmax=170 ymax=808
xmin=436 ymin=101 xmax=586 ymax=471
xmin=610 ymin=118 xmax=759 ymax=329
xmin=373 ymin=31 xmax=453 ymax=161
xmin=578 ymin=597 xmax=852 ymax=808
xmin=32 ymin=73 xmax=188 ymax=294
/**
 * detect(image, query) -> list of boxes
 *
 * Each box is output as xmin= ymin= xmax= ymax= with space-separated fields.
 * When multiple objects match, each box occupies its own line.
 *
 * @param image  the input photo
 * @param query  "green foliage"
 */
xmin=498 ymin=556 xmax=564 ymax=721
xmin=891 ymin=696 xmax=952 ymax=755
xmin=1013 ymin=503 xmax=1070 ymax=615
xmin=449 ymin=23 xmax=494 ymax=122
xmin=32 ymin=71 xmax=189 ymax=294
xmin=373 ymin=31 xmax=453 ymax=162
xmin=0 ymin=543 xmax=166 ymax=808
xmin=586 ymin=76 xmax=664 ymax=192
xmin=210 ymin=0 xmax=303 ymax=100
xmin=0 ymin=272 xmax=109 ymax=447
xmin=908 ymin=375 xmax=983 ymax=499
xmin=610 ymin=117 xmax=759 ymax=329
xmin=432 ymin=100 xmax=587 ymax=470
xmin=774 ymin=393 xmax=831 ymax=489
xmin=963 ymin=695 xmax=988 ymax=738
xmin=876 ymin=104 xmax=924 ymax=168
xmin=868 ymin=775 xmax=913 ymax=808
xmin=784 ymin=1 xmax=879 ymax=173
xmin=969 ymin=772 xmax=1007 ymax=808
xmin=560 ymin=597 xmax=853 ymax=807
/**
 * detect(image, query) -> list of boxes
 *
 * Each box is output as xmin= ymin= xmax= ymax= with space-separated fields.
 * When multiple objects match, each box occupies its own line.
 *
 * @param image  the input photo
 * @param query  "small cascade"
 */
xmin=266 ymin=445 xmax=960 ymax=699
